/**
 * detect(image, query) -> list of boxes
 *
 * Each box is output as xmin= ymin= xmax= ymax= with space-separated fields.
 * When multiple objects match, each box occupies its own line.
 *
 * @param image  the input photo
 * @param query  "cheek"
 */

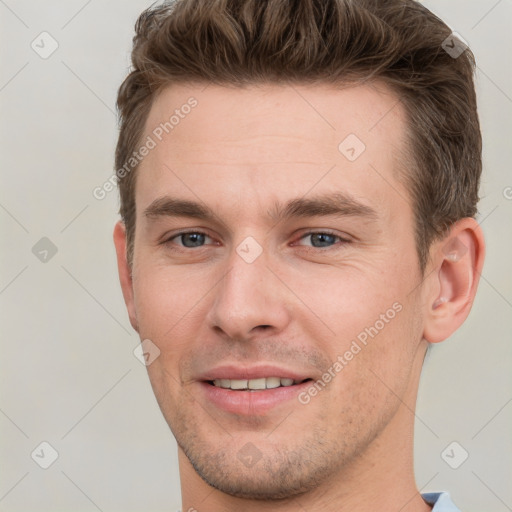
xmin=132 ymin=264 xmax=213 ymax=336
xmin=290 ymin=264 xmax=407 ymax=347
xmin=132 ymin=268 xmax=203 ymax=408
xmin=321 ymin=301 xmax=421 ymax=437
xmin=294 ymin=260 xmax=422 ymax=396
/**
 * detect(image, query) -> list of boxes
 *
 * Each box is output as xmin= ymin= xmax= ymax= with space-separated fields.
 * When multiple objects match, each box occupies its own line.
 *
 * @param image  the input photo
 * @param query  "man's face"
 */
xmin=122 ymin=83 xmax=429 ymax=498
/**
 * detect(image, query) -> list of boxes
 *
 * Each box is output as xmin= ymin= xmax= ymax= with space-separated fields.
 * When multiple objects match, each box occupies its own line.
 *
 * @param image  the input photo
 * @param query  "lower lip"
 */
xmin=199 ymin=381 xmax=312 ymax=415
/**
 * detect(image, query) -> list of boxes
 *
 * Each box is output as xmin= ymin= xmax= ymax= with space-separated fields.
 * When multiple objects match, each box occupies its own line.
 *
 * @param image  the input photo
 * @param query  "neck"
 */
xmin=179 ymin=345 xmax=432 ymax=512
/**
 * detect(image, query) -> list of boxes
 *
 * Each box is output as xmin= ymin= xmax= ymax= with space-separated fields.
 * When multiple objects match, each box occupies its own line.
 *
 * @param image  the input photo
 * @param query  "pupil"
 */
xmin=311 ymin=233 xmax=335 ymax=248
xmin=182 ymin=233 xmax=205 ymax=247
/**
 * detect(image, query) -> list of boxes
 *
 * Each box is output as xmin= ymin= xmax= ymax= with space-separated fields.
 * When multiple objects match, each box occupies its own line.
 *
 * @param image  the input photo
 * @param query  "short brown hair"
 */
xmin=115 ymin=0 xmax=481 ymax=271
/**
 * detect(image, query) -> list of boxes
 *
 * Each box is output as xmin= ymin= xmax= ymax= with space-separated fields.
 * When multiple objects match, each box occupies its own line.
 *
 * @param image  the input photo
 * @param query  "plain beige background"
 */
xmin=1 ymin=1 xmax=511 ymax=511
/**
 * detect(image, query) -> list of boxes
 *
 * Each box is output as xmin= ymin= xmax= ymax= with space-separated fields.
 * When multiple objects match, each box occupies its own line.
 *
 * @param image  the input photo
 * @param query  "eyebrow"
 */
xmin=269 ymin=192 xmax=378 ymax=222
xmin=144 ymin=197 xmax=216 ymax=221
xmin=143 ymin=192 xmax=378 ymax=223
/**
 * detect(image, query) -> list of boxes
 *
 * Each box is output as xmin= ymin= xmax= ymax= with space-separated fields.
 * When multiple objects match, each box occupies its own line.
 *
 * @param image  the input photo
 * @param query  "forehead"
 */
xmin=136 ymin=82 xmax=410 ymax=221
xmin=144 ymin=81 xmax=405 ymax=151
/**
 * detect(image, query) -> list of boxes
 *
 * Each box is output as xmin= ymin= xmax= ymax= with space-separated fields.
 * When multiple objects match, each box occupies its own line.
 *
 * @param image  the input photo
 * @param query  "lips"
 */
xmin=198 ymin=364 xmax=313 ymax=386
xmin=196 ymin=365 xmax=314 ymax=414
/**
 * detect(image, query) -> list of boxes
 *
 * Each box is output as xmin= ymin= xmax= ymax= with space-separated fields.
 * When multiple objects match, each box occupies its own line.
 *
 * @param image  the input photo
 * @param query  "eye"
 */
xmin=167 ymin=231 xmax=214 ymax=248
xmin=296 ymin=231 xmax=349 ymax=249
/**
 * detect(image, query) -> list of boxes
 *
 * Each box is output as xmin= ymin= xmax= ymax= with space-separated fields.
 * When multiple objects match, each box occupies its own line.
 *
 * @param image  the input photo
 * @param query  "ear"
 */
xmin=423 ymin=218 xmax=485 ymax=344
xmin=113 ymin=221 xmax=139 ymax=332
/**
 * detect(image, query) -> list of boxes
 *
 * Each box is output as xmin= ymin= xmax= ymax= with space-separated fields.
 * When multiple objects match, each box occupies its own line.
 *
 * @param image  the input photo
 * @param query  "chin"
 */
xmin=192 ymin=463 xmax=316 ymax=501
xmin=178 ymin=434 xmax=338 ymax=501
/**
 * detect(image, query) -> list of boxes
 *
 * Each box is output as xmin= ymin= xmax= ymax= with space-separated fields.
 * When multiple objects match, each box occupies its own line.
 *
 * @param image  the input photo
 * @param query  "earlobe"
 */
xmin=113 ymin=221 xmax=139 ymax=332
xmin=423 ymin=218 xmax=485 ymax=344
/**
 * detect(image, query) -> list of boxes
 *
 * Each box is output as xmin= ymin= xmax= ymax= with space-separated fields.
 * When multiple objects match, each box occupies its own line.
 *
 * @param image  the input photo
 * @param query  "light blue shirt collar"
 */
xmin=422 ymin=492 xmax=461 ymax=511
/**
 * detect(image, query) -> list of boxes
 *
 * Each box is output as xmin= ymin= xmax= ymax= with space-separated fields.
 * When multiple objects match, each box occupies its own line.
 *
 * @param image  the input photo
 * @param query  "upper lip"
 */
xmin=197 ymin=364 xmax=313 ymax=382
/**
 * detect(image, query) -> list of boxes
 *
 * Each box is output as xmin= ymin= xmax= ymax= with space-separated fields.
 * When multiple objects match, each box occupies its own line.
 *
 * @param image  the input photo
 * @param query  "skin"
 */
xmin=114 ymin=82 xmax=485 ymax=512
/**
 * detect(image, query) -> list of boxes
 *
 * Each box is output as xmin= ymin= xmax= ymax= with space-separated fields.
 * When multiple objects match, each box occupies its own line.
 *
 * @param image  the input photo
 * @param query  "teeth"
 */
xmin=265 ymin=377 xmax=281 ymax=389
xmin=230 ymin=379 xmax=248 ymax=390
xmin=248 ymin=378 xmax=266 ymax=390
xmin=212 ymin=377 xmax=299 ymax=390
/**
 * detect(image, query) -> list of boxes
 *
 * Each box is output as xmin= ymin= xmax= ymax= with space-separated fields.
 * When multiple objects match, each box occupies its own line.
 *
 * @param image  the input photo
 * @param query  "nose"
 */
xmin=206 ymin=245 xmax=291 ymax=341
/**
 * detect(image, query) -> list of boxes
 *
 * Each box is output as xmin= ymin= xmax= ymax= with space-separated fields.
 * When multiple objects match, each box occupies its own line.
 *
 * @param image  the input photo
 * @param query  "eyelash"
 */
xmin=162 ymin=229 xmax=351 ymax=251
